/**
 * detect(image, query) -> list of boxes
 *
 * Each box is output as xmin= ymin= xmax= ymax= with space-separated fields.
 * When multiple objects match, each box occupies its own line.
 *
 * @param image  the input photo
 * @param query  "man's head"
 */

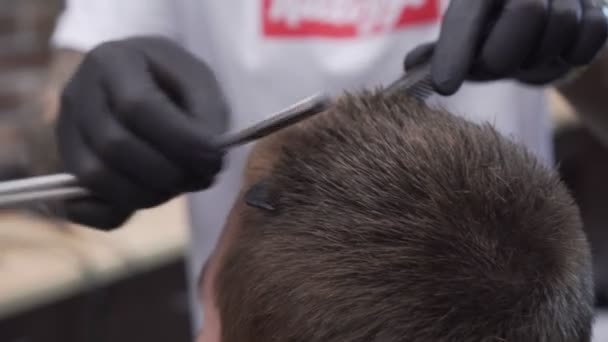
xmin=198 ymin=91 xmax=594 ymax=342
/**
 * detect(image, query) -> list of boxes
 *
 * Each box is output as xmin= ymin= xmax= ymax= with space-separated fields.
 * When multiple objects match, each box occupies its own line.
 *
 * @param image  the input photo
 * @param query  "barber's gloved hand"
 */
xmin=57 ymin=36 xmax=230 ymax=229
xmin=405 ymin=0 xmax=608 ymax=95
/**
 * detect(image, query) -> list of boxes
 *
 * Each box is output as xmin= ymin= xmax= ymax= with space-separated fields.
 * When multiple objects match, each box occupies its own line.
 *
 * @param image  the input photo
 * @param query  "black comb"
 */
xmin=383 ymin=61 xmax=433 ymax=101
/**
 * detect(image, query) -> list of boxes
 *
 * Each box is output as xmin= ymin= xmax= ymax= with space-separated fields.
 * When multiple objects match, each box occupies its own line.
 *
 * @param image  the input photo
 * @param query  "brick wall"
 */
xmin=0 ymin=0 xmax=64 ymax=179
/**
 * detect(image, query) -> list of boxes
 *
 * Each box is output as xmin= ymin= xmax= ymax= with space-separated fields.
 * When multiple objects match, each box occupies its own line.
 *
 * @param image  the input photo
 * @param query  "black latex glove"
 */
xmin=405 ymin=0 xmax=608 ymax=95
xmin=56 ymin=36 xmax=230 ymax=229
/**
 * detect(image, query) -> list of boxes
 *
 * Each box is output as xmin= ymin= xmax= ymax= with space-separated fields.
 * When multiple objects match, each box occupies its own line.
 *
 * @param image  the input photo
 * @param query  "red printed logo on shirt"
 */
xmin=262 ymin=0 xmax=440 ymax=38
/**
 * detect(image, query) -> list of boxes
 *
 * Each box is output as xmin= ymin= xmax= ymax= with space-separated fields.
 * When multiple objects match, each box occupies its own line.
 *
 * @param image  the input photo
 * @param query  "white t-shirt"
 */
xmin=52 ymin=0 xmax=553 ymax=332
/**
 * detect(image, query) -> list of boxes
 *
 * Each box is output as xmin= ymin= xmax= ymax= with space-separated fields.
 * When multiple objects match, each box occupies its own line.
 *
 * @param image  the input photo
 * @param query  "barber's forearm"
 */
xmin=557 ymin=50 xmax=608 ymax=147
xmin=40 ymin=49 xmax=84 ymax=123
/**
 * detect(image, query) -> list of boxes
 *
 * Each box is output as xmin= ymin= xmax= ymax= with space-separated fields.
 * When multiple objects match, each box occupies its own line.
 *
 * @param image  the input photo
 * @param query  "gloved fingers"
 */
xmin=431 ymin=0 xmax=498 ymax=95
xmin=63 ymin=198 xmax=133 ymax=230
xmin=107 ymin=86 xmax=225 ymax=190
xmin=403 ymin=42 xmax=435 ymax=71
xmin=515 ymin=59 xmax=572 ymax=84
xmin=129 ymin=37 xmax=230 ymax=136
xmin=57 ymin=111 xmax=167 ymax=210
xmin=93 ymin=42 xmax=225 ymax=189
xmin=526 ymin=0 xmax=582 ymax=66
xmin=403 ymin=42 xmax=502 ymax=82
xmin=178 ymin=163 xmax=219 ymax=193
xmin=479 ymin=0 xmax=549 ymax=76
xmin=564 ymin=0 xmax=608 ymax=65
xmin=67 ymin=84 xmax=187 ymax=196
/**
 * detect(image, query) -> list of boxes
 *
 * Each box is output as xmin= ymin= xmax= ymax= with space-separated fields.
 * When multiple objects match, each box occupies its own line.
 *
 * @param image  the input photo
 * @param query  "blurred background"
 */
xmin=0 ymin=0 xmax=62 ymax=180
xmin=0 ymin=1 xmax=605 ymax=342
xmin=0 ymin=1 xmax=193 ymax=341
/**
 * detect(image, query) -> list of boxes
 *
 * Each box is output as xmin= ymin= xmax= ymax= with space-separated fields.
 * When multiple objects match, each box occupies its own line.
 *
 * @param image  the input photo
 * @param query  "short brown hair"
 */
xmin=216 ymin=91 xmax=593 ymax=342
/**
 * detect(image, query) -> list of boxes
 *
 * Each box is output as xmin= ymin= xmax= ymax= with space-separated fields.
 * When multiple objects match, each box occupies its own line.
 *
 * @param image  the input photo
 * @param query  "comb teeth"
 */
xmin=384 ymin=62 xmax=434 ymax=102
xmin=408 ymin=74 xmax=434 ymax=101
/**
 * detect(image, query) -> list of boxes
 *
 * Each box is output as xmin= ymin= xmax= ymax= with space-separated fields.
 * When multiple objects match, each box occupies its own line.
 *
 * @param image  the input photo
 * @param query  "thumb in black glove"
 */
xmin=57 ymin=36 xmax=230 ymax=229
xmin=405 ymin=0 xmax=608 ymax=95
